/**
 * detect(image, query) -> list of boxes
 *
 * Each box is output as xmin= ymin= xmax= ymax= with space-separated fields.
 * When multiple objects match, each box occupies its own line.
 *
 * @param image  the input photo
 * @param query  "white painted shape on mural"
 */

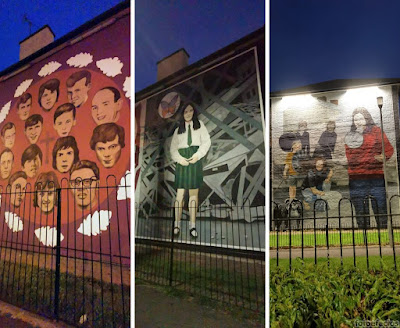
xmin=35 ymin=226 xmax=64 ymax=247
xmin=0 ymin=101 xmax=11 ymax=124
xmin=66 ymin=52 xmax=93 ymax=68
xmin=123 ymin=76 xmax=131 ymax=99
xmin=4 ymin=211 xmax=23 ymax=232
xmin=38 ymin=61 xmax=62 ymax=77
xmin=96 ymin=57 xmax=123 ymax=77
xmin=117 ymin=171 xmax=131 ymax=200
xmin=14 ymin=79 xmax=33 ymax=97
xmin=77 ymin=210 xmax=112 ymax=236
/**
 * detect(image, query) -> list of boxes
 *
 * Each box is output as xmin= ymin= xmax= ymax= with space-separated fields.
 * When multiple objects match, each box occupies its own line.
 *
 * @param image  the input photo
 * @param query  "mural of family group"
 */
xmin=277 ymin=106 xmax=393 ymax=228
xmin=137 ymin=49 xmax=265 ymax=238
xmin=0 ymin=52 xmax=131 ymax=247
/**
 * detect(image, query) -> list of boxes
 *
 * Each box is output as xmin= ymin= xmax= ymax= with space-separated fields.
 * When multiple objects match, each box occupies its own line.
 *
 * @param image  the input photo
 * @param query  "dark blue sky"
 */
xmin=135 ymin=0 xmax=265 ymax=92
xmin=0 ymin=0 xmax=123 ymax=72
xmin=271 ymin=0 xmax=400 ymax=92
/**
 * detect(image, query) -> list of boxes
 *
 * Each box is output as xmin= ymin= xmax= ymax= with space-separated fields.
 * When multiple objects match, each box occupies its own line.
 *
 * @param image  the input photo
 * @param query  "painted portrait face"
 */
xmin=94 ymin=135 xmax=122 ymax=168
xmin=37 ymin=188 xmax=56 ymax=213
xmin=327 ymin=122 xmax=336 ymax=133
xmin=70 ymin=168 xmax=98 ymax=208
xmin=315 ymin=160 xmax=324 ymax=171
xmin=0 ymin=152 xmax=13 ymax=180
xmin=23 ymin=155 xmax=41 ymax=178
xmin=2 ymin=126 xmax=16 ymax=148
xmin=183 ymin=105 xmax=194 ymax=122
xmin=41 ymin=89 xmax=58 ymax=111
xmin=54 ymin=111 xmax=76 ymax=137
xmin=10 ymin=177 xmax=27 ymax=208
xmin=67 ymin=78 xmax=91 ymax=108
xmin=17 ymin=98 xmax=32 ymax=120
xmin=56 ymin=147 xmax=75 ymax=173
xmin=354 ymin=113 xmax=367 ymax=131
xmin=25 ymin=121 xmax=42 ymax=144
xmin=91 ymin=89 xmax=122 ymax=125
xmin=292 ymin=141 xmax=302 ymax=152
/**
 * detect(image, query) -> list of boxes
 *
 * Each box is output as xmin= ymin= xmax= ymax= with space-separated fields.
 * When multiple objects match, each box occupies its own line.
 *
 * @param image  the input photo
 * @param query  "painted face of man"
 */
xmin=95 ymin=135 xmax=122 ymax=168
xmin=354 ymin=113 xmax=367 ymax=132
xmin=91 ymin=89 xmax=122 ymax=125
xmin=0 ymin=151 xmax=13 ymax=179
xmin=315 ymin=160 xmax=324 ymax=172
xmin=23 ymin=155 xmax=41 ymax=178
xmin=25 ymin=122 xmax=42 ymax=144
xmin=41 ymin=89 xmax=57 ymax=111
xmin=2 ymin=126 xmax=16 ymax=148
xmin=184 ymin=105 xmax=194 ymax=122
xmin=56 ymin=147 xmax=75 ymax=173
xmin=70 ymin=168 xmax=98 ymax=208
xmin=10 ymin=177 xmax=27 ymax=208
xmin=67 ymin=78 xmax=91 ymax=108
xmin=37 ymin=187 xmax=56 ymax=213
xmin=54 ymin=111 xmax=76 ymax=137
xmin=18 ymin=98 xmax=32 ymax=120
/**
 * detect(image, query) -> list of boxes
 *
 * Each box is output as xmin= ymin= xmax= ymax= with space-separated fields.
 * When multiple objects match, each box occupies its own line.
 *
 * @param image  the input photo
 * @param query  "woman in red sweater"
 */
xmin=345 ymin=107 xmax=393 ymax=229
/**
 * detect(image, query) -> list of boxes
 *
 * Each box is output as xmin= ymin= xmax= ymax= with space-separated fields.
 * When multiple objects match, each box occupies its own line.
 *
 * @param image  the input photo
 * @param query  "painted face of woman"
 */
xmin=184 ymin=105 xmax=194 ymax=122
xmin=354 ymin=113 xmax=367 ymax=131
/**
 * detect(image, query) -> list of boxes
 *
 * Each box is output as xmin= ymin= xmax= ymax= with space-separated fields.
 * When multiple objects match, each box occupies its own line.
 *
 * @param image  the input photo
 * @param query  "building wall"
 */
xmin=0 ymin=10 xmax=130 ymax=259
xmin=271 ymin=85 xmax=400 ymax=225
xmin=136 ymin=47 xmax=265 ymax=249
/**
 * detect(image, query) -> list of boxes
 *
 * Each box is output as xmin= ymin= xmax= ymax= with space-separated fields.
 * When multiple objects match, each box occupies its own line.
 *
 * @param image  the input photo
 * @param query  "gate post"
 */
xmin=54 ymin=188 xmax=62 ymax=320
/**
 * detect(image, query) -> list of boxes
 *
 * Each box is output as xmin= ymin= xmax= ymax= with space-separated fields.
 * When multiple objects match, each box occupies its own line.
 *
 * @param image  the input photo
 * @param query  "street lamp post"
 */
xmin=377 ymin=96 xmax=393 ymax=247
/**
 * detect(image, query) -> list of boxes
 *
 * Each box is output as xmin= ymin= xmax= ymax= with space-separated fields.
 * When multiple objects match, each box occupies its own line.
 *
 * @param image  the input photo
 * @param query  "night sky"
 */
xmin=271 ymin=0 xmax=400 ymax=92
xmin=0 ymin=0 xmax=123 ymax=72
xmin=135 ymin=0 xmax=265 ymax=92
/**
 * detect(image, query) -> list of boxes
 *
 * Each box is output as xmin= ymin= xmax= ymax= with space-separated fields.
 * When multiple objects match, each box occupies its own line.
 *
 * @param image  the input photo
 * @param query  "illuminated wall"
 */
xmin=271 ymin=86 xmax=400 ymax=226
xmin=0 ymin=10 xmax=130 ymax=259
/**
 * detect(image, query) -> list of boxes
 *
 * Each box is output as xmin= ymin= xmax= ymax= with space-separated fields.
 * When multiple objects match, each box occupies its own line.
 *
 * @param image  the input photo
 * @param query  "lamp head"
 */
xmin=377 ymin=96 xmax=383 ymax=109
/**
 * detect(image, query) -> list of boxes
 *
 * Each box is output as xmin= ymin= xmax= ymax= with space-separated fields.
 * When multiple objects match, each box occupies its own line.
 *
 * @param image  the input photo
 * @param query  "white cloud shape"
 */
xmin=117 ymin=171 xmax=131 ymax=200
xmin=0 ymin=101 xmax=11 ymax=124
xmin=67 ymin=52 xmax=93 ymax=68
xmin=35 ymin=226 xmax=64 ymax=247
xmin=123 ymin=76 xmax=131 ymax=99
xmin=14 ymin=79 xmax=33 ymax=97
xmin=38 ymin=61 xmax=62 ymax=77
xmin=77 ymin=210 xmax=112 ymax=236
xmin=96 ymin=57 xmax=123 ymax=77
xmin=5 ymin=211 xmax=23 ymax=232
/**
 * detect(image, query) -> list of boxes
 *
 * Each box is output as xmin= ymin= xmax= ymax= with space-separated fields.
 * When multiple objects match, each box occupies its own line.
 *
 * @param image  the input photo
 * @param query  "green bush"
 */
xmin=270 ymin=260 xmax=400 ymax=327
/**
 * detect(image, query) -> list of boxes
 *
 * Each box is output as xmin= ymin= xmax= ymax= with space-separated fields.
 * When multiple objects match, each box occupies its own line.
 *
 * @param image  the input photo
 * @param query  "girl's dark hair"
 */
xmin=177 ymin=103 xmax=201 ymax=134
xmin=350 ymin=107 xmax=375 ymax=132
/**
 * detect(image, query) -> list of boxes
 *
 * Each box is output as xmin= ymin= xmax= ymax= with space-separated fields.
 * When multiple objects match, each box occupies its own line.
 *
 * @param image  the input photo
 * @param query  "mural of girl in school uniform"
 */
xmin=170 ymin=103 xmax=211 ymax=238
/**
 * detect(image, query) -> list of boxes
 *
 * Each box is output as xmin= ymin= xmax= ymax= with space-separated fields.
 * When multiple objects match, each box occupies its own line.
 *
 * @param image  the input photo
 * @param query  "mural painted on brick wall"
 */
xmin=137 ymin=49 xmax=265 ymax=246
xmin=0 ymin=14 xmax=130 ymax=260
xmin=271 ymin=87 xmax=399 ymax=229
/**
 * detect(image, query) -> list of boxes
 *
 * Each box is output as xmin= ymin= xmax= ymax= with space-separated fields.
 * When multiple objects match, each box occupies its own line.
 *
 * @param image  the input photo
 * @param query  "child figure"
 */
xmin=283 ymin=140 xmax=303 ymax=202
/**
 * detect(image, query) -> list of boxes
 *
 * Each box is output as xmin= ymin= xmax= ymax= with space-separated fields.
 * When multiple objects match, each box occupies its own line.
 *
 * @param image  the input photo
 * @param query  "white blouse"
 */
xmin=170 ymin=120 xmax=211 ymax=163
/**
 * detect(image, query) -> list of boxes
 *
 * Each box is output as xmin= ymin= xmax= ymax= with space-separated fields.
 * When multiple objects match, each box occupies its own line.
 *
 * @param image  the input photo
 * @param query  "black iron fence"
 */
xmin=135 ymin=202 xmax=265 ymax=313
xmin=0 ymin=177 xmax=130 ymax=328
xmin=271 ymin=196 xmax=400 ymax=270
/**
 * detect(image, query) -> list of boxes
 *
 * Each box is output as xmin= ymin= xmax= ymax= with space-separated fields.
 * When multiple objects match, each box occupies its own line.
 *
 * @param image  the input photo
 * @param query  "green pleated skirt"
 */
xmin=175 ymin=146 xmax=203 ymax=189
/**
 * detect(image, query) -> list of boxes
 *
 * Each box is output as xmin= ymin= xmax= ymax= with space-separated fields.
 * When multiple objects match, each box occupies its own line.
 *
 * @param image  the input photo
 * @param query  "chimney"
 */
xmin=19 ymin=25 xmax=55 ymax=60
xmin=157 ymin=48 xmax=189 ymax=81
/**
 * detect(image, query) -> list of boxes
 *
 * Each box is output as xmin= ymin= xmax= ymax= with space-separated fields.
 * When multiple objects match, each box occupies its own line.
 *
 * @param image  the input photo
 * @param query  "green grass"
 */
xmin=136 ymin=248 xmax=265 ymax=323
xmin=270 ymin=230 xmax=400 ymax=248
xmin=271 ymin=260 xmax=400 ymax=327
xmin=0 ymin=258 xmax=130 ymax=328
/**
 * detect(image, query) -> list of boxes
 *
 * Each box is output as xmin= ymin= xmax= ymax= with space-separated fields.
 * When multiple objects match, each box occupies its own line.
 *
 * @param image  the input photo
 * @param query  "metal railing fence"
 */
xmin=135 ymin=201 xmax=265 ymax=313
xmin=0 ymin=176 xmax=130 ymax=328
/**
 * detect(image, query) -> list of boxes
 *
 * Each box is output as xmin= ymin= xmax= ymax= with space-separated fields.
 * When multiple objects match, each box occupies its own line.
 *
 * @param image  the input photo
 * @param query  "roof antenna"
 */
xmin=23 ymin=14 xmax=33 ymax=35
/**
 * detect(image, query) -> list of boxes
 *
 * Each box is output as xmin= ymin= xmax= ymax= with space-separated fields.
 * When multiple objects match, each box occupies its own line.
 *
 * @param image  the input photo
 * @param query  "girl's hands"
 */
xmin=187 ymin=154 xmax=199 ymax=164
xmin=179 ymin=159 xmax=189 ymax=166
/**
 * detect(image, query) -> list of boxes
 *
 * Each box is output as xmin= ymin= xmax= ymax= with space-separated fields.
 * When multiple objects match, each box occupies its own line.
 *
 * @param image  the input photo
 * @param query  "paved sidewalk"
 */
xmin=135 ymin=284 xmax=264 ymax=328
xmin=0 ymin=300 xmax=73 ymax=328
